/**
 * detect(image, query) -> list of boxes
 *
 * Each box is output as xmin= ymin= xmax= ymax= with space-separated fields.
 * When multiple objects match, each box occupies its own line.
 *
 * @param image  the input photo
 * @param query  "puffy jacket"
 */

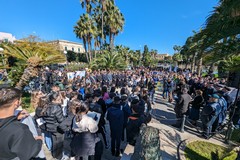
xmin=42 ymin=104 xmax=64 ymax=133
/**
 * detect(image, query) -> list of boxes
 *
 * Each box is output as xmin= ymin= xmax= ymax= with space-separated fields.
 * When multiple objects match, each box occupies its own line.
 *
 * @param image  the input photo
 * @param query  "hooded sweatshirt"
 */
xmin=0 ymin=116 xmax=42 ymax=160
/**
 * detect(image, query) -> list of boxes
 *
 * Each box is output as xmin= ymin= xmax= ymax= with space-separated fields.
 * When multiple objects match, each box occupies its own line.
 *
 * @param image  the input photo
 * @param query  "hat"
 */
xmin=114 ymin=95 xmax=121 ymax=102
xmin=121 ymin=94 xmax=128 ymax=101
xmin=131 ymin=98 xmax=140 ymax=105
xmin=209 ymin=94 xmax=220 ymax=99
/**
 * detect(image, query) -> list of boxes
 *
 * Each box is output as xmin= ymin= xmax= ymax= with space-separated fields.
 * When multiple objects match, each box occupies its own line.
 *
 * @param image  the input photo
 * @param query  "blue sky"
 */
xmin=0 ymin=0 xmax=218 ymax=55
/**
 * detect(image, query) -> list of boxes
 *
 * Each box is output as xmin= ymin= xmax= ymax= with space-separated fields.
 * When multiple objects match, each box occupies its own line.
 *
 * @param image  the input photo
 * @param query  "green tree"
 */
xmin=66 ymin=51 xmax=77 ymax=62
xmin=1 ymin=40 xmax=66 ymax=90
xmin=74 ymin=14 xmax=98 ymax=62
xmin=105 ymin=3 xmax=125 ymax=49
xmin=90 ymin=49 xmax=127 ymax=70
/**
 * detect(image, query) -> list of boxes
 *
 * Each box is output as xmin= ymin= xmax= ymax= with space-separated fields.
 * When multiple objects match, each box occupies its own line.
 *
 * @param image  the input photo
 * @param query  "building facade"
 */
xmin=0 ymin=32 xmax=16 ymax=43
xmin=49 ymin=40 xmax=85 ymax=53
xmin=156 ymin=53 xmax=172 ymax=60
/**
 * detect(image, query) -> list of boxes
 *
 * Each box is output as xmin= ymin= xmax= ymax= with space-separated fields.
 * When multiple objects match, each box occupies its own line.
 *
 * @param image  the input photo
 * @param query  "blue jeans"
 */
xmin=201 ymin=114 xmax=218 ymax=137
xmin=162 ymin=89 xmax=168 ymax=98
xmin=149 ymin=91 xmax=155 ymax=103
xmin=44 ymin=131 xmax=53 ymax=151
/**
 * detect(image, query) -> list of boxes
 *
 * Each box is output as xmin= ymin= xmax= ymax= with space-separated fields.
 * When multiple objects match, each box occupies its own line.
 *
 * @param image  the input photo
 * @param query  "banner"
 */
xmin=67 ymin=72 xmax=75 ymax=80
xmin=75 ymin=71 xmax=86 ymax=78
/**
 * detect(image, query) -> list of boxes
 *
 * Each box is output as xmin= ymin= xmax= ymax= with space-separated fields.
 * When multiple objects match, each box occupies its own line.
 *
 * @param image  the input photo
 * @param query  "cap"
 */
xmin=209 ymin=94 xmax=220 ymax=99
xmin=114 ymin=95 xmax=121 ymax=102
xmin=121 ymin=94 xmax=128 ymax=101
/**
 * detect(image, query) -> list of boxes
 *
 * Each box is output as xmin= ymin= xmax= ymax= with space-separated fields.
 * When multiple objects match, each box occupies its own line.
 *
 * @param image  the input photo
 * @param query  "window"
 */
xmin=65 ymin=46 xmax=67 ymax=51
xmin=4 ymin=39 xmax=8 ymax=43
xmin=78 ymin=48 xmax=80 ymax=53
xmin=72 ymin=47 xmax=74 ymax=51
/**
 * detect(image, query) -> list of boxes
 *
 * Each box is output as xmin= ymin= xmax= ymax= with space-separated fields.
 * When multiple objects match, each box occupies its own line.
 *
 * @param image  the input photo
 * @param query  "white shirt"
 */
xmin=73 ymin=114 xmax=98 ymax=133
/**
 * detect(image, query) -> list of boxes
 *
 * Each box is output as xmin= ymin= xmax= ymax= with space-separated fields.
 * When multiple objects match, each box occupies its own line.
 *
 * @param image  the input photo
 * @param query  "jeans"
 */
xmin=149 ymin=91 xmax=155 ymax=103
xmin=44 ymin=131 xmax=53 ymax=151
xmin=201 ymin=114 xmax=218 ymax=137
xmin=162 ymin=89 xmax=168 ymax=98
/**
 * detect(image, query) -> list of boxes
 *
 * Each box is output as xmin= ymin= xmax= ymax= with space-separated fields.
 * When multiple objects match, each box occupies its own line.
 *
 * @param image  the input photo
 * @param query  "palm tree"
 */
xmin=74 ymin=14 xmax=97 ymax=62
xmin=105 ymin=3 xmax=125 ymax=49
xmin=1 ymin=43 xmax=66 ymax=90
xmin=80 ymin=0 xmax=97 ymax=13
xmin=193 ymin=0 xmax=240 ymax=50
xmin=90 ymin=50 xmax=127 ymax=70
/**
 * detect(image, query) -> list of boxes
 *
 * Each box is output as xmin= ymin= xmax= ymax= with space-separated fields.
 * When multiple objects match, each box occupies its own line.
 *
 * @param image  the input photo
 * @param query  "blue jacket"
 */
xmin=218 ymin=97 xmax=227 ymax=124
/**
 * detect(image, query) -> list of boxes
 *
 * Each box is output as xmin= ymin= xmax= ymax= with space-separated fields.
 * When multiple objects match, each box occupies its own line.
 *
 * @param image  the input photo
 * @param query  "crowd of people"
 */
xmin=0 ymin=66 xmax=239 ymax=160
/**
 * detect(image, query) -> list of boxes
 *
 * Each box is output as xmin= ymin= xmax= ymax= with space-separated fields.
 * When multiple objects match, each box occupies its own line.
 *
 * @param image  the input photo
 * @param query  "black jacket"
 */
xmin=0 ymin=116 xmax=42 ymax=160
xmin=126 ymin=114 xmax=146 ymax=146
xmin=42 ymin=104 xmax=64 ymax=133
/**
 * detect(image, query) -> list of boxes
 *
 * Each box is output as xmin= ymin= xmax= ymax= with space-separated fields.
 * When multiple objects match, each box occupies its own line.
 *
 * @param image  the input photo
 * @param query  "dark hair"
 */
xmin=0 ymin=87 xmax=21 ymax=109
xmin=75 ymin=101 xmax=89 ymax=122
xmin=102 ymin=85 xmax=108 ymax=96
xmin=39 ymin=96 xmax=50 ymax=116
xmin=110 ymin=86 xmax=116 ymax=93
xmin=49 ymin=92 xmax=60 ymax=102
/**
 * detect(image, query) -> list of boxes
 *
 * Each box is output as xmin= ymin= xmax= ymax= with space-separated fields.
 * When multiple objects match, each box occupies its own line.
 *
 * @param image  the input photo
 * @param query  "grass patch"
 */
xmin=230 ymin=129 xmax=240 ymax=143
xmin=185 ymin=141 xmax=237 ymax=160
xmin=21 ymin=92 xmax=35 ymax=113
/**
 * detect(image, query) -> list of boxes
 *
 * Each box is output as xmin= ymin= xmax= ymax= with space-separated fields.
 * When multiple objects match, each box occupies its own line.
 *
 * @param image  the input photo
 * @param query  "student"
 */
xmin=106 ymin=96 xmax=124 ymax=157
xmin=71 ymin=101 xmax=100 ymax=160
xmin=0 ymin=87 xmax=42 ymax=160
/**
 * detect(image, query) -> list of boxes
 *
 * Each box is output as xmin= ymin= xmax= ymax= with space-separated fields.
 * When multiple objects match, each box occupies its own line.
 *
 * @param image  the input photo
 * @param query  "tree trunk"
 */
xmin=197 ymin=57 xmax=203 ymax=77
xmin=110 ymin=32 xmax=114 ymax=50
xmin=83 ymin=38 xmax=89 ymax=63
xmin=101 ymin=11 xmax=104 ymax=46
xmin=87 ymin=35 xmax=92 ymax=62
xmin=16 ymin=66 xmax=38 ymax=90
xmin=191 ymin=55 xmax=196 ymax=73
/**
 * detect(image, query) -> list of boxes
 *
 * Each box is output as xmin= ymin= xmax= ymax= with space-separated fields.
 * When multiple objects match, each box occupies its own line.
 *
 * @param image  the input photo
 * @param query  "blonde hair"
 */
xmin=196 ymin=90 xmax=203 ymax=96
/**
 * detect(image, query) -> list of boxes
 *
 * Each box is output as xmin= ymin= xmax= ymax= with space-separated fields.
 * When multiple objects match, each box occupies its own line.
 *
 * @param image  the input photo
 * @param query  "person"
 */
xmin=189 ymin=90 xmax=204 ymax=125
xmin=173 ymin=87 xmax=192 ymax=128
xmin=0 ymin=87 xmax=42 ymax=160
xmin=201 ymin=94 xmax=221 ymax=139
xmin=41 ymin=92 xmax=65 ymax=159
xmin=106 ymin=95 xmax=124 ymax=157
xmin=71 ymin=101 xmax=101 ymax=160
xmin=147 ymin=78 xmax=156 ymax=105
xmin=58 ymin=100 xmax=77 ymax=160
xmin=126 ymin=103 xmax=147 ymax=146
xmin=121 ymin=94 xmax=132 ymax=141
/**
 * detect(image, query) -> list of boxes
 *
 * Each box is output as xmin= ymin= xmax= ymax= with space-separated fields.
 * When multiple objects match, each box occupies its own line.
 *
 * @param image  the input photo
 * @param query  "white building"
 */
xmin=49 ymin=40 xmax=85 ymax=53
xmin=0 ymin=32 xmax=16 ymax=43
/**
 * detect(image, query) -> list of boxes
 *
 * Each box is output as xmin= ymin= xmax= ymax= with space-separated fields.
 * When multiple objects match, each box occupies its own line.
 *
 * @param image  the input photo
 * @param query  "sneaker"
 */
xmin=105 ymin=144 xmax=110 ymax=149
